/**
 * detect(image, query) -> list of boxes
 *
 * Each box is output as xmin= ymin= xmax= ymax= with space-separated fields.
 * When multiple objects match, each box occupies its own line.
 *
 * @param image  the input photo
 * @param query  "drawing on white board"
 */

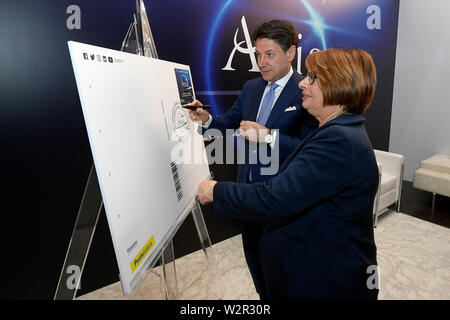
xmin=171 ymin=101 xmax=190 ymax=142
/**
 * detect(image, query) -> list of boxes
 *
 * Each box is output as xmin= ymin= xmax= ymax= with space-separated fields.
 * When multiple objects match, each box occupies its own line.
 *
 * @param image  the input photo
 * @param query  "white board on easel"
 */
xmin=68 ymin=41 xmax=210 ymax=295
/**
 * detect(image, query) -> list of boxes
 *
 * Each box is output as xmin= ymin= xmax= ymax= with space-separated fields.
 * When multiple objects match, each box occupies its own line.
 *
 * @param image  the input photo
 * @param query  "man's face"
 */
xmin=255 ymin=38 xmax=295 ymax=83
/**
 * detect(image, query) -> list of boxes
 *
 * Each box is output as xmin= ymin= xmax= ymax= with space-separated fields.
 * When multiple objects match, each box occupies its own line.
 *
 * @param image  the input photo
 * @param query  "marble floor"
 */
xmin=77 ymin=210 xmax=450 ymax=300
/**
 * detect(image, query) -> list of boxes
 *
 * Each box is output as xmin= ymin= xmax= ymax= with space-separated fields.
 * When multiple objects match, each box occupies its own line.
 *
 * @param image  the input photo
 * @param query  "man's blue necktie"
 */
xmin=256 ymin=82 xmax=278 ymax=125
xmin=249 ymin=82 xmax=278 ymax=182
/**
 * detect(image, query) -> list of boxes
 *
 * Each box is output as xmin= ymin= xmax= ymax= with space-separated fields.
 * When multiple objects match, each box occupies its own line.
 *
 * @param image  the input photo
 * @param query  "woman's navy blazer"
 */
xmin=213 ymin=114 xmax=379 ymax=299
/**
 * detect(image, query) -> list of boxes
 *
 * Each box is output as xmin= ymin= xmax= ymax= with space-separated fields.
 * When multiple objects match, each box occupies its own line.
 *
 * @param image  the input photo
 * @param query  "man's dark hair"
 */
xmin=252 ymin=19 xmax=299 ymax=52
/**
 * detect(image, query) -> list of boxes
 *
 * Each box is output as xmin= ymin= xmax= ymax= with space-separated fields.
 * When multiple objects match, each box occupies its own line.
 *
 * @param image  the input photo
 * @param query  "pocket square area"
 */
xmin=284 ymin=106 xmax=297 ymax=112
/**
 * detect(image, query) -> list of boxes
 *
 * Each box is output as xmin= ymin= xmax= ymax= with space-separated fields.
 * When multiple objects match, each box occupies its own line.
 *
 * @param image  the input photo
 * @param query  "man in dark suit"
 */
xmin=188 ymin=20 xmax=317 ymax=299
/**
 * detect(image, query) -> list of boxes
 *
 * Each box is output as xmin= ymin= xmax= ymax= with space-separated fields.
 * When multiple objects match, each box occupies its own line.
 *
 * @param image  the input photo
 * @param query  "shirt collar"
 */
xmin=268 ymin=67 xmax=293 ymax=90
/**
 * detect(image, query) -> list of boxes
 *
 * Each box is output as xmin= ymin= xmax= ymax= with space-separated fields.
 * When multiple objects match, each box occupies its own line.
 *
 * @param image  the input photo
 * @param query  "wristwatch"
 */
xmin=264 ymin=129 xmax=274 ymax=144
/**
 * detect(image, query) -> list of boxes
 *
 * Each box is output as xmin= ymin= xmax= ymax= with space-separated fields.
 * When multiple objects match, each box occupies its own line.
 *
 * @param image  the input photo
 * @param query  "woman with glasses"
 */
xmin=197 ymin=48 xmax=379 ymax=300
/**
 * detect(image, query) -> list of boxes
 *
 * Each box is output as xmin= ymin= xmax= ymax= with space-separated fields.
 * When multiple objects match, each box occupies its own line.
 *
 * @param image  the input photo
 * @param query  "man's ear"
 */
xmin=287 ymin=45 xmax=296 ymax=62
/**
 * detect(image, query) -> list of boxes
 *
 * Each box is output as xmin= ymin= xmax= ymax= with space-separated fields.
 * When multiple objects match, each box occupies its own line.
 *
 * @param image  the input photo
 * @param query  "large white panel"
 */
xmin=68 ymin=41 xmax=210 ymax=294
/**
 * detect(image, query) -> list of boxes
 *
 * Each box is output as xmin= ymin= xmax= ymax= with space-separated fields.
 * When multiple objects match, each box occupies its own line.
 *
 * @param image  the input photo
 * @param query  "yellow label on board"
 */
xmin=130 ymin=236 xmax=155 ymax=273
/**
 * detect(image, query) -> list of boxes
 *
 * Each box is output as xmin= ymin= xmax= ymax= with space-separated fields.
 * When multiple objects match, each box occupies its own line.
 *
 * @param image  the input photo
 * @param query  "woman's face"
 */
xmin=298 ymin=74 xmax=324 ymax=118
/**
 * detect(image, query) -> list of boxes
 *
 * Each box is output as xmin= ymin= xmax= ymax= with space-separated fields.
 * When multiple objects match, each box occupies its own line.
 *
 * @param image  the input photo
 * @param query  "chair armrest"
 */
xmin=374 ymin=150 xmax=405 ymax=205
xmin=374 ymin=150 xmax=404 ymax=177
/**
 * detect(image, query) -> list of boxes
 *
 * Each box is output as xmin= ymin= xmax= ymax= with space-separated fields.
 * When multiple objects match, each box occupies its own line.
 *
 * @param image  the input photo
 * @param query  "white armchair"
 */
xmin=373 ymin=150 xmax=405 ymax=227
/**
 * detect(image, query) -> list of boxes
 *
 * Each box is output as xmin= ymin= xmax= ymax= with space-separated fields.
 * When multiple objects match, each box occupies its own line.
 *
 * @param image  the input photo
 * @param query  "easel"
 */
xmin=55 ymin=1 xmax=222 ymax=300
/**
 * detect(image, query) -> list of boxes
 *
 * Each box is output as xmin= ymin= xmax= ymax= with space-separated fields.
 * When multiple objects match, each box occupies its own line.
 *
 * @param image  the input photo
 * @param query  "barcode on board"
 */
xmin=170 ymin=161 xmax=183 ymax=201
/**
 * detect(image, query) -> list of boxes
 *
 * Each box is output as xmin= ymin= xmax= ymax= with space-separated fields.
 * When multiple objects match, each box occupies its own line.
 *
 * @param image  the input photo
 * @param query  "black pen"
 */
xmin=182 ymin=104 xmax=211 ymax=110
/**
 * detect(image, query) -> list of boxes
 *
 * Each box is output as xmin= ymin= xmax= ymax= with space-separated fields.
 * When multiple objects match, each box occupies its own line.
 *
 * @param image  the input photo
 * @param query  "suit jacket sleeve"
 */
xmin=213 ymin=127 xmax=353 ymax=222
xmin=200 ymin=82 xmax=250 ymax=135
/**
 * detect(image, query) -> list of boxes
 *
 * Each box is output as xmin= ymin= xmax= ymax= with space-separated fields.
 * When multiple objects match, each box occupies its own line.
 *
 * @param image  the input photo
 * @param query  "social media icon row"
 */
xmin=83 ymin=53 xmax=113 ymax=63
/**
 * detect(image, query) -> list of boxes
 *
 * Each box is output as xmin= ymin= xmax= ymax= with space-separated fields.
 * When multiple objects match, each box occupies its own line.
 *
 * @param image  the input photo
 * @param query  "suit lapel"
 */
xmin=265 ymin=72 xmax=302 ymax=128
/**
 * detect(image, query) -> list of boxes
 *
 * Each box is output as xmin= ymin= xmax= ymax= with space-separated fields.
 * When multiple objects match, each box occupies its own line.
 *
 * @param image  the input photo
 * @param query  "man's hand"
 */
xmin=187 ymin=99 xmax=210 ymax=125
xmin=197 ymin=180 xmax=217 ymax=205
xmin=239 ymin=121 xmax=270 ymax=143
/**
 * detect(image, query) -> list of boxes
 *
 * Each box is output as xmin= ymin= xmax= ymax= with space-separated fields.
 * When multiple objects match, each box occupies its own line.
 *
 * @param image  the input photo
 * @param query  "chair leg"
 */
xmin=431 ymin=192 xmax=436 ymax=213
xmin=396 ymin=190 xmax=402 ymax=212
xmin=374 ymin=208 xmax=379 ymax=228
xmin=373 ymin=172 xmax=382 ymax=228
xmin=397 ymin=163 xmax=404 ymax=213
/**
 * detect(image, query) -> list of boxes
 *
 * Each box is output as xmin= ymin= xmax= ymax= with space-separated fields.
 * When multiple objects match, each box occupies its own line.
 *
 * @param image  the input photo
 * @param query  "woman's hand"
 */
xmin=197 ymin=180 xmax=217 ymax=205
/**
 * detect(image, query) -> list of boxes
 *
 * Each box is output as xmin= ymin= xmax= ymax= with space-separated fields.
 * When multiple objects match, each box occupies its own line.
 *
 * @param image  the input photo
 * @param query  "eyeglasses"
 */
xmin=306 ymin=72 xmax=318 ymax=85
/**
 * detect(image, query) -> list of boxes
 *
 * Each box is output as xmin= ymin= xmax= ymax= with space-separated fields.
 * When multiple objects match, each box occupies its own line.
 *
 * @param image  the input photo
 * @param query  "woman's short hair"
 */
xmin=305 ymin=48 xmax=377 ymax=114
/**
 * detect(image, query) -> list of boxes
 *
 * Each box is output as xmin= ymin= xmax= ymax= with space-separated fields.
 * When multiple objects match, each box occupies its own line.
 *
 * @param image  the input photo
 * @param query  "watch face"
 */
xmin=265 ymin=134 xmax=273 ymax=144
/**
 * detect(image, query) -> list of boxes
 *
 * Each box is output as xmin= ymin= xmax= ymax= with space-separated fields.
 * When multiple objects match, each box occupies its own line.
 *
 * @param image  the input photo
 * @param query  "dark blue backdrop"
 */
xmin=0 ymin=0 xmax=398 ymax=298
xmin=149 ymin=0 xmax=398 ymax=148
